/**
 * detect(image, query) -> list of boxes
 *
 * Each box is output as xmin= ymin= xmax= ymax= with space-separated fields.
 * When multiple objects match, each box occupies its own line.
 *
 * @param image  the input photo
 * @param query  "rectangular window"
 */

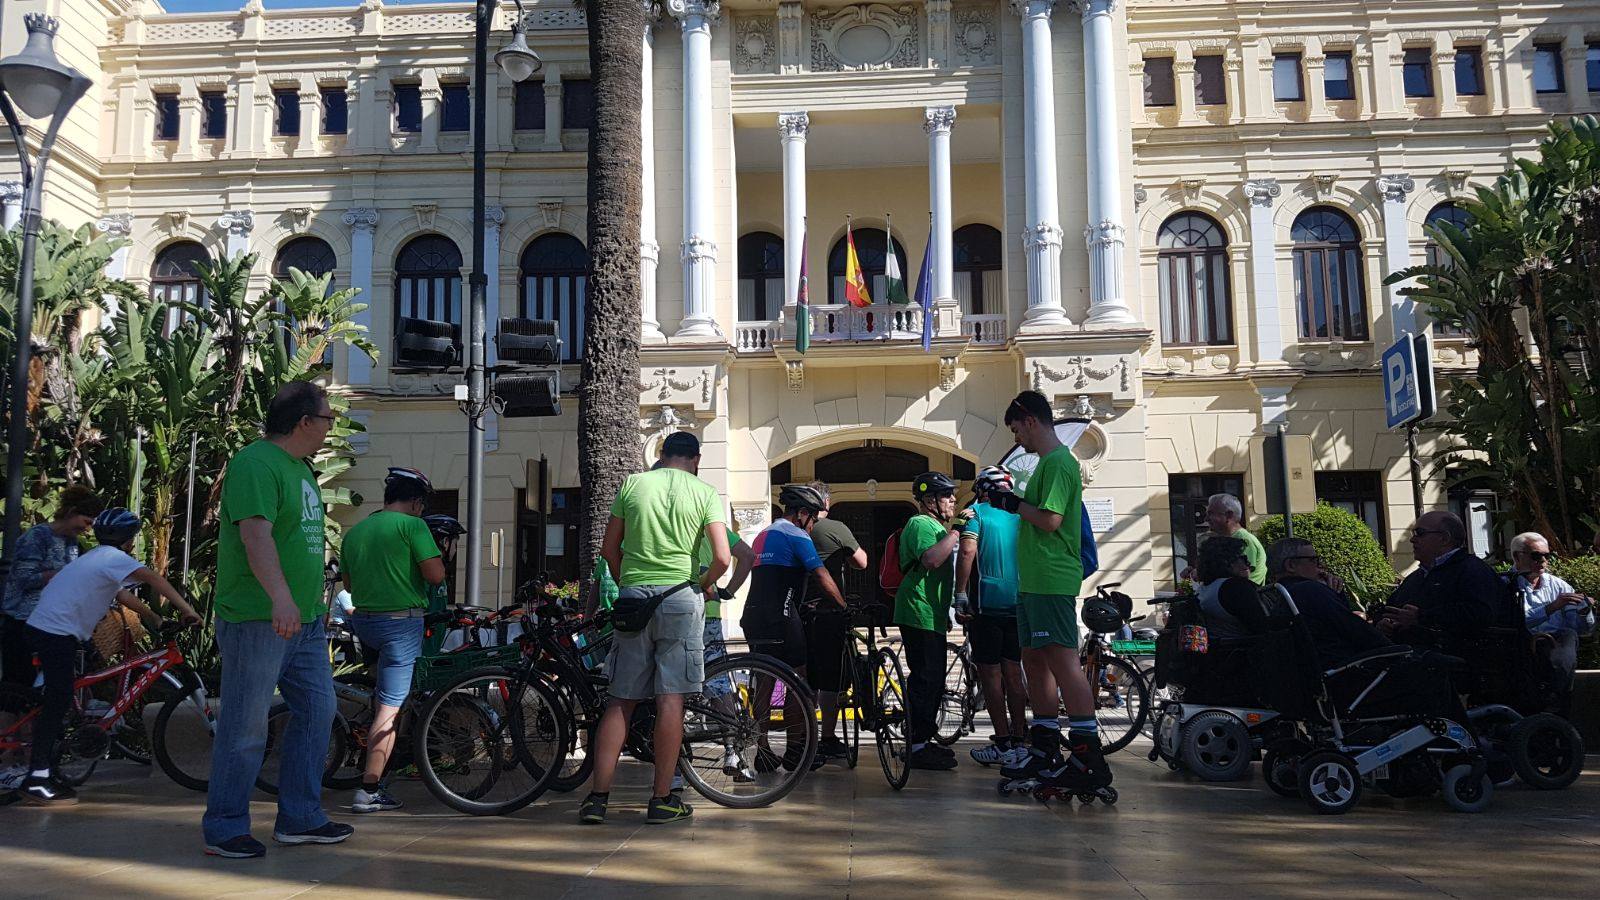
xmin=1533 ymin=43 xmax=1565 ymax=94
xmin=1324 ymin=52 xmax=1355 ymax=101
xmin=1273 ymin=53 xmax=1304 ymax=101
xmin=561 ymin=78 xmax=595 ymax=130
xmin=321 ymin=87 xmax=348 ymax=135
xmin=1194 ymin=55 xmax=1226 ymax=106
xmin=1588 ymin=45 xmax=1600 ymax=92
xmin=1455 ymin=47 xmax=1485 ymax=96
xmin=200 ymin=90 xmax=227 ymax=139
xmin=514 ymin=80 xmax=546 ymax=130
xmin=154 ymin=93 xmax=179 ymax=141
xmin=273 ymin=88 xmax=300 ymax=136
xmin=1168 ymin=474 xmax=1245 ymax=587
xmin=440 ymin=83 xmax=471 ymax=132
xmin=1315 ymin=471 xmax=1386 ymax=548
xmin=1143 ymin=57 xmax=1176 ymax=107
xmin=393 ymin=84 xmax=422 ymax=133
xmin=1402 ymin=47 xmax=1434 ymax=98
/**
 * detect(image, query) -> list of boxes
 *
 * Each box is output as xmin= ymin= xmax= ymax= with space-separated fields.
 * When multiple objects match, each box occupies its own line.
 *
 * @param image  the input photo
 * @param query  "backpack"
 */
xmin=1079 ymin=505 xmax=1099 ymax=578
xmin=879 ymin=529 xmax=906 ymax=593
xmin=1153 ymin=596 xmax=1209 ymax=690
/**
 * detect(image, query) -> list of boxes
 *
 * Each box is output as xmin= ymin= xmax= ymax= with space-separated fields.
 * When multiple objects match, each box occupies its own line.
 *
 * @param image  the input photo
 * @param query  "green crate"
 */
xmin=1110 ymin=639 xmax=1157 ymax=656
xmin=411 ymin=643 xmax=525 ymax=693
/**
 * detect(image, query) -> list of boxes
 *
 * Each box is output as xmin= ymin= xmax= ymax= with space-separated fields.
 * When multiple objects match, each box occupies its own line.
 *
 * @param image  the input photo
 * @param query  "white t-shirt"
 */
xmin=27 ymin=545 xmax=143 ymax=640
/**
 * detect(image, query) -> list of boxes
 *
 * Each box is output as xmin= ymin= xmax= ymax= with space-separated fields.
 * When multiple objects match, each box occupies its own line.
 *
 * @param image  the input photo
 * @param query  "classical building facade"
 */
xmin=5 ymin=0 xmax=1596 ymax=613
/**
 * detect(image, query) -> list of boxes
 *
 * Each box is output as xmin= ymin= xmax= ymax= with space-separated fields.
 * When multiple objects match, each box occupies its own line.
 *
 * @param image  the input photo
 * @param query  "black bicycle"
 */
xmin=834 ymin=604 xmax=911 ymax=790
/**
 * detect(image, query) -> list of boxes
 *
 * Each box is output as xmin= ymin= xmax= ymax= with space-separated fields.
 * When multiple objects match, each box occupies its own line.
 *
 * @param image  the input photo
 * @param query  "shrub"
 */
xmin=1254 ymin=503 xmax=1397 ymax=610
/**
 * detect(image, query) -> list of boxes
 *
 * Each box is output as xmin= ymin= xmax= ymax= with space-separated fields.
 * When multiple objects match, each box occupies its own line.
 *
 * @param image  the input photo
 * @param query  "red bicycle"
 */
xmin=0 ymin=622 xmax=215 ymax=789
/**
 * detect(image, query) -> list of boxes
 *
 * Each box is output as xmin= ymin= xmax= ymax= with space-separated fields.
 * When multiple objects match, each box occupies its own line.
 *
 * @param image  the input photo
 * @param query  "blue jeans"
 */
xmin=202 ymin=618 xmax=335 ymax=844
xmin=348 ymin=613 xmax=425 ymax=708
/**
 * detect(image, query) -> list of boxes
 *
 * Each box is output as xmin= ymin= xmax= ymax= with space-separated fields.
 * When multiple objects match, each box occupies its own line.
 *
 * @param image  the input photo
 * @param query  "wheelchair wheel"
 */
xmin=1298 ymin=750 xmax=1362 ymax=815
xmin=1508 ymin=713 xmax=1585 ymax=790
xmin=1442 ymin=764 xmax=1493 ymax=813
xmin=1261 ymin=742 xmax=1307 ymax=798
xmin=1179 ymin=711 xmax=1252 ymax=782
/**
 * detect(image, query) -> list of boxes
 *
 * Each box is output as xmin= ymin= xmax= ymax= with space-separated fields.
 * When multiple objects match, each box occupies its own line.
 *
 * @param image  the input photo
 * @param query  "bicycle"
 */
xmin=834 ymin=604 xmax=911 ymax=790
xmin=0 ymin=622 xmax=213 ymax=791
xmin=933 ymin=635 xmax=983 ymax=747
xmin=1078 ymin=583 xmax=1151 ymax=754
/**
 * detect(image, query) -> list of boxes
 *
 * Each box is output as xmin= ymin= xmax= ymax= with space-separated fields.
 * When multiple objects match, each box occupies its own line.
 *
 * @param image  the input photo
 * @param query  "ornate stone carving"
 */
xmin=938 ymin=356 xmax=957 ymax=391
xmin=538 ymin=199 xmax=564 ymax=228
xmin=411 ymin=203 xmax=438 ymax=230
xmin=665 ymin=0 xmax=721 ymax=26
xmin=681 ymin=235 xmax=719 ymax=263
xmin=95 ymin=213 xmax=133 ymax=237
xmin=1083 ymin=220 xmax=1126 ymax=251
xmin=810 ymin=4 xmax=921 ymax=73
xmin=217 ymin=209 xmax=255 ymax=237
xmin=286 ymin=206 xmax=312 ymax=233
xmin=1376 ymin=173 xmax=1416 ymax=204
xmin=777 ymin=2 xmax=804 ymax=72
xmin=1024 ymin=222 xmax=1063 ymax=251
xmin=732 ymin=504 xmax=769 ymax=532
xmin=1133 ymin=185 xmax=1148 ymax=210
xmin=641 ymin=367 xmax=701 ymax=402
xmin=1443 ymin=169 xmax=1472 ymax=197
xmin=927 ymin=0 xmax=952 ymax=67
xmin=1179 ymin=177 xmax=1205 ymax=202
xmin=777 ymin=111 xmax=809 ymax=140
xmin=1243 ymin=178 xmax=1281 ymax=207
xmin=733 ymin=15 xmax=776 ymax=74
xmin=786 ymin=359 xmax=804 ymax=392
xmin=1311 ymin=173 xmax=1338 ymax=197
xmin=165 ymin=210 xmax=191 ymax=236
xmin=485 ymin=204 xmax=506 ymax=232
xmin=923 ymin=105 xmax=957 ymax=135
xmin=342 ymin=207 xmax=379 ymax=232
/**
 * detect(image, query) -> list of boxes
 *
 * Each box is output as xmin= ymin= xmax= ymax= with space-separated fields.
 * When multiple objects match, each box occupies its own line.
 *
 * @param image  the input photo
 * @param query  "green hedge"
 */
xmin=1254 ymin=503 xmax=1397 ymax=610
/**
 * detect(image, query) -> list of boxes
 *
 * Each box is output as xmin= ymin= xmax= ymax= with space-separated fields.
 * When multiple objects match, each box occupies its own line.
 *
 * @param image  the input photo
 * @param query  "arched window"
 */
xmin=1291 ymin=207 xmax=1368 ymax=341
xmin=737 ymin=231 xmax=784 ymax=321
xmin=953 ymin=224 xmax=1003 ymax=315
xmin=1423 ymin=202 xmax=1472 ymax=269
xmin=1157 ymin=213 xmax=1233 ymax=346
xmin=828 ymin=229 xmax=908 ymax=305
xmin=150 ymin=240 xmax=211 ymax=334
xmin=394 ymin=235 xmax=463 ymax=329
xmin=272 ymin=236 xmax=337 ymax=283
xmin=519 ymin=233 xmax=587 ymax=363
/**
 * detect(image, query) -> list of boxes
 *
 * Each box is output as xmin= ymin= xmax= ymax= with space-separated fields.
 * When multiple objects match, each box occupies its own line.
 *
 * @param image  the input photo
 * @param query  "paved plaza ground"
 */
xmin=2 ymin=739 xmax=1598 ymax=899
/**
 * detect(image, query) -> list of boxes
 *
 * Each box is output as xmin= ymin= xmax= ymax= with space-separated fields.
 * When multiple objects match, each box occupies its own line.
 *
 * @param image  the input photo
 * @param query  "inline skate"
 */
xmin=997 ymin=725 xmax=1060 ymax=795
xmin=1031 ymin=730 xmax=1117 ymax=805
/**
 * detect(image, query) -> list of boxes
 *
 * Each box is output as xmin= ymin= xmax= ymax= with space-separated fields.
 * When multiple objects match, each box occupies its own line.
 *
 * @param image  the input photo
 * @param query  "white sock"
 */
xmin=31 ymin=769 xmax=50 ymax=779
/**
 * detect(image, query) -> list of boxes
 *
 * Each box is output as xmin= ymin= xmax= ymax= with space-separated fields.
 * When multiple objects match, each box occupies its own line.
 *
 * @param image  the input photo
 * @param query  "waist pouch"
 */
xmin=612 ymin=582 xmax=695 ymax=633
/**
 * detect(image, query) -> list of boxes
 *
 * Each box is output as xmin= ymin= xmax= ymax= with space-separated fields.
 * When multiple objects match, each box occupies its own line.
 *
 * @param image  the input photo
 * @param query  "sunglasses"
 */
xmin=1516 ymin=550 xmax=1553 ymax=561
xmin=1411 ymin=528 xmax=1448 ymax=538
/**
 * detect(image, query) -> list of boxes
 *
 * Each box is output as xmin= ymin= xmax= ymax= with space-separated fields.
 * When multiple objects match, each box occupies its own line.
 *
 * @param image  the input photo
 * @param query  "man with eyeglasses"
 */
xmin=1267 ymin=538 xmax=1389 ymax=669
xmin=1509 ymin=531 xmax=1594 ymax=702
xmin=1375 ymin=511 xmax=1507 ymax=652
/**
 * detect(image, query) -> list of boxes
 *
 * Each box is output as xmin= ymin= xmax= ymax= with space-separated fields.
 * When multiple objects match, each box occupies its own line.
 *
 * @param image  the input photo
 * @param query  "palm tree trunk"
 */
xmin=578 ymin=0 xmax=646 ymax=595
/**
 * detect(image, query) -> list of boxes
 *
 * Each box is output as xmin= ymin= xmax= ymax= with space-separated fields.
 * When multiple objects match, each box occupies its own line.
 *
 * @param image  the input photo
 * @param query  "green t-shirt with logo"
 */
xmin=342 ymin=510 xmax=442 ymax=613
xmin=694 ymin=525 xmax=742 ymax=619
xmin=894 ymin=513 xmax=954 ymax=633
xmin=217 ymin=439 xmax=327 ymax=623
xmin=1017 ymin=445 xmax=1084 ymax=597
xmin=608 ymin=468 xmax=723 ymax=588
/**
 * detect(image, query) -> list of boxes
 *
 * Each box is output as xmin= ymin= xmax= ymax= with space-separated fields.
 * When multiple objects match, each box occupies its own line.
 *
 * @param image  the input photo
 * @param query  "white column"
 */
xmin=343 ymin=207 xmax=379 ymax=386
xmin=925 ymin=106 xmax=956 ymax=304
xmin=641 ymin=17 xmax=665 ymax=342
xmin=1080 ymin=0 xmax=1136 ymax=326
xmin=1243 ymin=179 xmax=1284 ymax=366
xmin=485 ymin=205 xmax=504 ymax=366
xmin=0 ymin=182 xmax=22 ymax=230
xmin=671 ymin=0 xmax=722 ymax=339
xmin=1013 ymin=0 xmax=1068 ymax=329
xmin=95 ymin=213 xmax=134 ymax=322
xmin=297 ymin=84 xmax=321 ymax=154
xmin=542 ymin=74 xmax=563 ymax=151
xmin=1377 ymin=173 xmax=1418 ymax=339
xmin=217 ymin=209 xmax=254 ymax=259
xmin=1566 ymin=45 xmax=1595 ymax=114
xmin=779 ymin=111 xmax=809 ymax=323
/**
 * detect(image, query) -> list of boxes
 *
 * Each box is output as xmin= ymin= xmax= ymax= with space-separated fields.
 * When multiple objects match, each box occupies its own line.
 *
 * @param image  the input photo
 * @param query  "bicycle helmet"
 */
xmin=385 ymin=466 xmax=434 ymax=494
xmin=912 ymin=471 xmax=958 ymax=501
xmin=424 ymin=514 xmax=466 ymax=540
xmin=92 ymin=508 xmax=142 ymax=546
xmin=1080 ymin=594 xmax=1126 ymax=635
xmin=778 ymin=484 xmax=827 ymax=514
xmin=973 ymin=466 xmax=1014 ymax=496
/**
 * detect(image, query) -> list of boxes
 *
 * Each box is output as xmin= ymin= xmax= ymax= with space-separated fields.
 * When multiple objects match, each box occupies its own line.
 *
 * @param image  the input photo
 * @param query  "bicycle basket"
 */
xmin=411 ymin=643 xmax=525 ymax=693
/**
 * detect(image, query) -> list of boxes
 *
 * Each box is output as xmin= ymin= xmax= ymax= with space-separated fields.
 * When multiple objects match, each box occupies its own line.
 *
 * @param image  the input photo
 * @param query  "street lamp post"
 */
xmin=0 ymin=14 xmax=91 ymax=570
xmin=464 ymin=1 xmax=541 ymax=605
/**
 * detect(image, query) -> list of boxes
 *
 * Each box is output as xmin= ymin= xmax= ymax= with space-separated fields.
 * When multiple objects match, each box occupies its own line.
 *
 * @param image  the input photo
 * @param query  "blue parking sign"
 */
xmin=1382 ymin=333 xmax=1435 ymax=429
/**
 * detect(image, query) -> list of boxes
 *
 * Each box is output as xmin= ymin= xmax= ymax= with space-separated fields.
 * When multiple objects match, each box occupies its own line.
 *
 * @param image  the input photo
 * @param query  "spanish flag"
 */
xmin=844 ymin=220 xmax=871 ymax=308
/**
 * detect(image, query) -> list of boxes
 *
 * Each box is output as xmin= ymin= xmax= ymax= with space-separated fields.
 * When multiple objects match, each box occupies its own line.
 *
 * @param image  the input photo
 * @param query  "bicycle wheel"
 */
xmin=934 ymin=643 xmax=975 ymax=746
xmin=253 ymin=704 xmax=351 ymax=796
xmin=107 ymin=665 xmax=166 ymax=766
xmin=1094 ymin=657 xmax=1150 ymax=754
xmin=412 ymin=667 xmax=567 ymax=816
xmin=151 ymin=681 xmax=217 ymax=792
xmin=324 ymin=673 xmax=375 ymax=791
xmin=836 ymin=643 xmax=860 ymax=769
xmin=874 ymin=647 xmax=910 ymax=791
xmin=679 ymin=652 xmax=817 ymax=808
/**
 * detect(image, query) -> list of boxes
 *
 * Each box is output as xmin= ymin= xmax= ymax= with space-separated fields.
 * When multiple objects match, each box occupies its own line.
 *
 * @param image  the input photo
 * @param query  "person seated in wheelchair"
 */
xmin=1374 ymin=512 xmax=1509 ymax=656
xmin=1188 ymin=535 xmax=1268 ymax=705
xmin=1266 ymin=539 xmax=1391 ymax=671
xmin=1508 ymin=531 xmax=1595 ymax=704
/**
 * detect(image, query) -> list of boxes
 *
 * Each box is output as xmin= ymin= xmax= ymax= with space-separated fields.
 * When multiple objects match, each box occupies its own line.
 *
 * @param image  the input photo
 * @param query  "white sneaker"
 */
xmin=0 ymin=766 xmax=28 ymax=791
xmin=351 ymin=787 xmax=403 ymax=813
xmin=996 ymin=744 xmax=1032 ymax=769
xmin=670 ymin=773 xmax=685 ymax=792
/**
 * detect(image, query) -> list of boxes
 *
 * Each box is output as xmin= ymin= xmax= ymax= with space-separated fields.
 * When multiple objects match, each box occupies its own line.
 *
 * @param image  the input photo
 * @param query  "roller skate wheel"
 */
xmin=1098 ymin=787 xmax=1119 ymax=805
xmin=1076 ymin=793 xmax=1095 ymax=803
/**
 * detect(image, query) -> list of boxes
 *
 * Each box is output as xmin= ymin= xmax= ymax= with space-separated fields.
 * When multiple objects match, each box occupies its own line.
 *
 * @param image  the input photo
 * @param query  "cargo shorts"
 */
xmin=606 ymin=584 xmax=705 ymax=700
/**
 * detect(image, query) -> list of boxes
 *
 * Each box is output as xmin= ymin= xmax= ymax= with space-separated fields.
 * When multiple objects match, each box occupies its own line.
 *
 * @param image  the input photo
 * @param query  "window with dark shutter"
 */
xmin=1144 ymin=57 xmax=1176 ymax=107
xmin=1194 ymin=55 xmax=1226 ymax=106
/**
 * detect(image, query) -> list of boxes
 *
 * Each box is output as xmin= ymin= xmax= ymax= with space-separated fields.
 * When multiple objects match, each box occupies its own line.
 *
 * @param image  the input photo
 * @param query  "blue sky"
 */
xmin=161 ymin=1 xmax=436 ymax=11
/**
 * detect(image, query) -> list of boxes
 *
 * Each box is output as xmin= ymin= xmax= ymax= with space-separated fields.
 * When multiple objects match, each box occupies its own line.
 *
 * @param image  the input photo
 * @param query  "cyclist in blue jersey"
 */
xmin=955 ymin=467 xmax=1028 ymax=766
xmin=743 ymin=485 xmax=846 ymax=669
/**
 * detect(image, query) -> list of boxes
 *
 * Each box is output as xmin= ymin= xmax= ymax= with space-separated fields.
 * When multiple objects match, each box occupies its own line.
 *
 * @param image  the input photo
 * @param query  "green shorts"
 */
xmin=1017 ymin=593 xmax=1079 ymax=649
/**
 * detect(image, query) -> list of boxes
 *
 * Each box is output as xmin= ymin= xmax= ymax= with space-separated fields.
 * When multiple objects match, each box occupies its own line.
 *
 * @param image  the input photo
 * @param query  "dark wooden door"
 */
xmin=828 ymin=501 xmax=916 ymax=607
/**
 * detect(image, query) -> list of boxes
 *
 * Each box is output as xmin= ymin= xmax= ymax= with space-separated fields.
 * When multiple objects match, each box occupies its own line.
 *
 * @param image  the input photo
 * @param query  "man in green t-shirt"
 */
xmin=986 ymin=390 xmax=1114 ymax=798
xmin=584 ymin=432 xmax=729 ymax=826
xmin=894 ymin=472 xmax=970 ymax=771
xmin=1206 ymin=493 xmax=1267 ymax=585
xmin=339 ymin=466 xmax=445 ymax=814
xmin=203 ymin=381 xmax=352 ymax=858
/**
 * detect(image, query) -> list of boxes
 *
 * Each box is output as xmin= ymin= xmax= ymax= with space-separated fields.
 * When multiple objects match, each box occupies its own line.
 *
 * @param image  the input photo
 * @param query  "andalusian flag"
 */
xmin=844 ymin=221 xmax=871 ymax=308
xmin=883 ymin=218 xmax=909 ymax=304
xmin=795 ymin=230 xmax=810 ymax=355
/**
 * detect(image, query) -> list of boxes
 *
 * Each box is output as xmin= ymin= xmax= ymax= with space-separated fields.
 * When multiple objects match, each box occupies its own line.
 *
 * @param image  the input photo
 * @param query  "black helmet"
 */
xmin=93 ymin=508 xmax=142 ymax=546
xmin=1080 ymin=594 xmax=1126 ymax=635
xmin=912 ymin=471 xmax=958 ymax=501
xmin=424 ymin=514 xmax=466 ymax=539
xmin=779 ymin=484 xmax=826 ymax=514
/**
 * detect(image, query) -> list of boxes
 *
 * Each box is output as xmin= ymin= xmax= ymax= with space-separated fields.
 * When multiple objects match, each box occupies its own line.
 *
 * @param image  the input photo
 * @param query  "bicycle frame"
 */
xmin=0 ymin=638 xmax=196 ymax=753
